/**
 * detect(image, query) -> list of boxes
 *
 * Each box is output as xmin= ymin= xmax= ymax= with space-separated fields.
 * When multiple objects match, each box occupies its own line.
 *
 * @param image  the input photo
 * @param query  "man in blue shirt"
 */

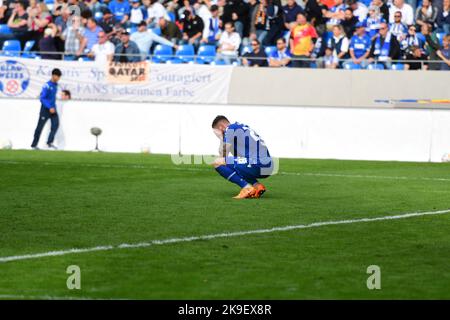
xmin=31 ymin=68 xmax=62 ymax=150
xmin=108 ymin=0 xmax=131 ymax=26
xmin=345 ymin=22 xmax=371 ymax=68
xmin=211 ymin=115 xmax=274 ymax=199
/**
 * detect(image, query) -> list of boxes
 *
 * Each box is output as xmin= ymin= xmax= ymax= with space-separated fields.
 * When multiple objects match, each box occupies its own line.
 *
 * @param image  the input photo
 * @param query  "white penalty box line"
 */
xmin=0 ymin=209 xmax=449 ymax=264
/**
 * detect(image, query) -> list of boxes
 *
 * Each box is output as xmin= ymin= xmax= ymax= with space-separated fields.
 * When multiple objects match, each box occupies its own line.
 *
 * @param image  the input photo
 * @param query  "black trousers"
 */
xmin=31 ymin=105 xmax=59 ymax=147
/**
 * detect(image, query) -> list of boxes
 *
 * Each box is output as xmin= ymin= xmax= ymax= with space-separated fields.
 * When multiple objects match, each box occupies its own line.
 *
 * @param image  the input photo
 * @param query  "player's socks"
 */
xmin=215 ymin=165 xmax=250 ymax=188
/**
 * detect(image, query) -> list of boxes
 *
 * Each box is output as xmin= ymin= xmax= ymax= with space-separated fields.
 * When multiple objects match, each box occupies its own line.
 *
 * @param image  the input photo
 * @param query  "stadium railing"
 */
xmin=0 ymin=50 xmax=448 ymax=71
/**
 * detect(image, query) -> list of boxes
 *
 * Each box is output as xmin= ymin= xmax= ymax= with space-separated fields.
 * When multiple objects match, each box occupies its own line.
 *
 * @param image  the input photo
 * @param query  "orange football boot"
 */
xmin=233 ymin=186 xmax=257 ymax=199
xmin=252 ymin=183 xmax=266 ymax=198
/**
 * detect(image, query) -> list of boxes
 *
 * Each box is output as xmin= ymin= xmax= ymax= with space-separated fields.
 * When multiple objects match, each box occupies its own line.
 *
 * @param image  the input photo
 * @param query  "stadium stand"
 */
xmin=0 ymin=0 xmax=448 ymax=70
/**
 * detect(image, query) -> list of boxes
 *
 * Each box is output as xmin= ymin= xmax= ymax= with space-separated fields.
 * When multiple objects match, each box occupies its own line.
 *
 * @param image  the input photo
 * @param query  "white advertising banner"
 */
xmin=0 ymin=57 xmax=232 ymax=104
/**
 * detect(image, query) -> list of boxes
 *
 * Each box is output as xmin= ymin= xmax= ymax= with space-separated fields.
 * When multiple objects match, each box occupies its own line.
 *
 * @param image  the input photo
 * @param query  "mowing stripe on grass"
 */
xmin=1 ymin=209 xmax=449 ymax=264
xmin=0 ymin=294 xmax=125 ymax=300
xmin=2 ymin=159 xmax=450 ymax=182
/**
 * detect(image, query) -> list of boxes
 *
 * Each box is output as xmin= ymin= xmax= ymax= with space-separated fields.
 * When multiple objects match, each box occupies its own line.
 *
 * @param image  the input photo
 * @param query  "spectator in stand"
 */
xmin=345 ymin=21 xmax=371 ymax=68
xmin=404 ymin=45 xmax=429 ymax=70
xmin=389 ymin=0 xmax=414 ymax=26
xmin=54 ymin=5 xmax=70 ymax=34
xmin=177 ymin=0 xmax=194 ymax=20
xmin=159 ymin=16 xmax=182 ymax=44
xmin=114 ymin=31 xmax=141 ymax=62
xmin=342 ymin=8 xmax=359 ymax=38
xmin=181 ymin=8 xmax=204 ymax=47
xmin=324 ymin=0 xmax=346 ymax=30
xmin=304 ymin=0 xmax=327 ymax=35
xmin=98 ymin=8 xmax=117 ymax=35
xmin=289 ymin=12 xmax=318 ymax=68
xmin=269 ymin=37 xmax=292 ymax=67
xmin=108 ymin=0 xmax=130 ymax=27
xmin=68 ymin=0 xmax=88 ymax=14
xmin=28 ymin=1 xmax=52 ymax=49
xmin=371 ymin=0 xmax=390 ymax=22
xmin=421 ymin=22 xmax=441 ymax=70
xmin=436 ymin=34 xmax=450 ymax=70
xmin=147 ymin=0 xmax=169 ymax=27
xmin=202 ymin=4 xmax=222 ymax=45
xmin=436 ymin=0 xmax=449 ymax=34
xmin=364 ymin=5 xmax=386 ymax=40
xmin=86 ymin=0 xmax=106 ymax=17
xmin=242 ymin=38 xmax=268 ymax=67
xmin=194 ymin=0 xmax=213 ymax=43
xmin=250 ymin=0 xmax=268 ymax=45
xmin=131 ymin=20 xmax=176 ymax=59
xmin=39 ymin=23 xmax=60 ymax=60
xmin=88 ymin=31 xmax=115 ymax=63
xmin=222 ymin=0 xmax=250 ymax=40
xmin=390 ymin=11 xmax=408 ymax=41
xmin=325 ymin=24 xmax=349 ymax=67
xmin=415 ymin=0 xmax=438 ymax=30
xmin=217 ymin=21 xmax=241 ymax=64
xmin=321 ymin=47 xmax=339 ymax=68
xmin=346 ymin=0 xmax=368 ymax=23
xmin=283 ymin=0 xmax=304 ymax=31
xmin=83 ymin=17 xmax=103 ymax=51
xmin=129 ymin=0 xmax=147 ymax=28
xmin=368 ymin=22 xmax=401 ymax=68
xmin=263 ymin=0 xmax=285 ymax=46
xmin=0 ymin=1 xmax=29 ymax=49
xmin=0 ymin=0 xmax=6 ymax=23
xmin=60 ymin=15 xmax=86 ymax=60
xmin=400 ymin=24 xmax=423 ymax=55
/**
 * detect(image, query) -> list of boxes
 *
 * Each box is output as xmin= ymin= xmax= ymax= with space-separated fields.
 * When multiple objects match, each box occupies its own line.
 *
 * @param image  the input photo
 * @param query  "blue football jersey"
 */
xmin=223 ymin=122 xmax=271 ymax=165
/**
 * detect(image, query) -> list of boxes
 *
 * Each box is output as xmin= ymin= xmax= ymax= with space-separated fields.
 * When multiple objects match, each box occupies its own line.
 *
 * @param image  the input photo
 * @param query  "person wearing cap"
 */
xmin=114 ymin=30 xmax=141 ymax=62
xmin=31 ymin=68 xmax=63 ymax=150
xmin=181 ymin=8 xmax=204 ymax=47
xmin=129 ymin=0 xmax=147 ymax=28
xmin=130 ymin=20 xmax=176 ymax=60
xmin=344 ymin=21 xmax=371 ymax=68
xmin=98 ymin=7 xmax=117 ymax=35
xmin=39 ymin=23 xmax=60 ymax=60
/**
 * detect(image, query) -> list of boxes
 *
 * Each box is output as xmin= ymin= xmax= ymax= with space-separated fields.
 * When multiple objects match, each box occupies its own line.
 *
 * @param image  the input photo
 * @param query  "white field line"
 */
xmin=0 ymin=209 xmax=449 ymax=264
xmin=1 ymin=159 xmax=450 ymax=182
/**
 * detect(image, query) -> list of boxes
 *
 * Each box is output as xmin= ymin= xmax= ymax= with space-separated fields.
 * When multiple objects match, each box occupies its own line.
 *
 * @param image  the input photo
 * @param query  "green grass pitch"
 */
xmin=0 ymin=150 xmax=449 ymax=299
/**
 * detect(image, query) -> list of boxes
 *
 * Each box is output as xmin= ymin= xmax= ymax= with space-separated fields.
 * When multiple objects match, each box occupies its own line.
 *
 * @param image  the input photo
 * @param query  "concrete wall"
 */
xmin=228 ymin=68 xmax=450 ymax=108
xmin=1 ymin=98 xmax=450 ymax=162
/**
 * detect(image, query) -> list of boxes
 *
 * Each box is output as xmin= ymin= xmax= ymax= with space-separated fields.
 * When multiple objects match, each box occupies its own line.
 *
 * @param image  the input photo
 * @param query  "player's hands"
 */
xmin=212 ymin=157 xmax=226 ymax=167
xmin=49 ymin=108 xmax=56 ymax=114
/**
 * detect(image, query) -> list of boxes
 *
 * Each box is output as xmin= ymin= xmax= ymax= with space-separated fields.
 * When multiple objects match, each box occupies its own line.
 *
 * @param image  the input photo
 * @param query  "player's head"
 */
xmin=211 ymin=115 xmax=230 ymax=135
xmin=61 ymin=89 xmax=71 ymax=100
xmin=51 ymin=68 xmax=62 ymax=82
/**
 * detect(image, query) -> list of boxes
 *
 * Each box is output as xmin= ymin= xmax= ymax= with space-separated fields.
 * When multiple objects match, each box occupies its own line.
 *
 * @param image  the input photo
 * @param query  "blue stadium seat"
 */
xmin=175 ymin=44 xmax=195 ymax=63
xmin=197 ymin=45 xmax=216 ymax=64
xmin=0 ymin=24 xmax=12 ymax=35
xmin=367 ymin=63 xmax=385 ymax=70
xmin=240 ymin=45 xmax=251 ymax=56
xmin=21 ymin=40 xmax=37 ymax=58
xmin=2 ymin=40 xmax=21 ymax=57
xmin=264 ymin=46 xmax=277 ymax=58
xmin=344 ymin=62 xmax=362 ymax=70
xmin=152 ymin=44 xmax=173 ymax=63
xmin=128 ymin=26 xmax=138 ymax=34
xmin=436 ymin=33 xmax=445 ymax=46
xmin=166 ymin=58 xmax=183 ymax=64
xmin=167 ymin=12 xmax=176 ymax=22
xmin=391 ymin=63 xmax=405 ymax=70
xmin=94 ymin=11 xmax=103 ymax=22
xmin=210 ymin=60 xmax=227 ymax=66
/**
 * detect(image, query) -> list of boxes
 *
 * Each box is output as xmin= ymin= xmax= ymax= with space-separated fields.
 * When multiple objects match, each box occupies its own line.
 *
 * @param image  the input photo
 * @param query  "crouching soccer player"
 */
xmin=211 ymin=115 xmax=274 ymax=199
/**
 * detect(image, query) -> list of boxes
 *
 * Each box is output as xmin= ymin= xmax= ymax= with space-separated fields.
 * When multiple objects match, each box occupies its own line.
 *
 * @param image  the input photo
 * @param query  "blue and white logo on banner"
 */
xmin=0 ymin=60 xmax=30 ymax=96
